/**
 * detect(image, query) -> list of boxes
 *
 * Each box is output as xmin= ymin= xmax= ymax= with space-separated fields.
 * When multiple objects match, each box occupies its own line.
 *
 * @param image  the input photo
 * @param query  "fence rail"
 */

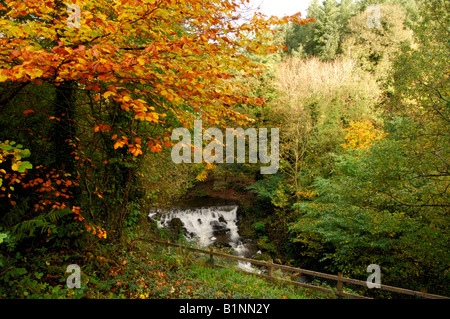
xmin=147 ymin=238 xmax=449 ymax=299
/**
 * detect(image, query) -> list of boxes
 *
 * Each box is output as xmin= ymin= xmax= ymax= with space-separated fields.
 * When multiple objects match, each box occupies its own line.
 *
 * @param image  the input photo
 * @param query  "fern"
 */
xmin=10 ymin=209 xmax=71 ymax=242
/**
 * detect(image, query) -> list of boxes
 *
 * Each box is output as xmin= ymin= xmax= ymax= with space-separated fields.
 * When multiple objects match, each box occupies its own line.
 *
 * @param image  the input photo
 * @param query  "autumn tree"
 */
xmin=0 ymin=0 xmax=313 ymax=240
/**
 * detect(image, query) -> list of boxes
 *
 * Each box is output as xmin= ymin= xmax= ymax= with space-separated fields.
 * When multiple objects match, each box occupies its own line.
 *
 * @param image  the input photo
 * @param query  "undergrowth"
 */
xmin=0 ymin=221 xmax=329 ymax=299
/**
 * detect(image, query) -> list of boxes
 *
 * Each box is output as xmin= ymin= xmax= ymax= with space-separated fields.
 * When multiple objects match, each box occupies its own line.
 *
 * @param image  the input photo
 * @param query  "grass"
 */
xmin=182 ymin=262 xmax=325 ymax=299
xmin=0 ymin=219 xmax=332 ymax=299
xmin=117 ymin=238 xmax=331 ymax=299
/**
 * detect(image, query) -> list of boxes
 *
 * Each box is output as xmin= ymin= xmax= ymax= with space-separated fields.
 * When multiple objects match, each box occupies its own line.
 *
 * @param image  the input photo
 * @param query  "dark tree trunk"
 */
xmin=51 ymin=81 xmax=77 ymax=177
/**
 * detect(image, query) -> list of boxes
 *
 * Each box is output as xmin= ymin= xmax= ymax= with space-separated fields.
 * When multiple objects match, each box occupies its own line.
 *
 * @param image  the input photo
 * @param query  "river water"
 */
xmin=148 ymin=204 xmax=260 ymax=272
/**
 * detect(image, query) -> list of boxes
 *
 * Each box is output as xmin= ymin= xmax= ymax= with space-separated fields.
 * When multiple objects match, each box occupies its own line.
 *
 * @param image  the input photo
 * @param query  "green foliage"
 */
xmin=10 ymin=208 xmax=72 ymax=243
xmin=289 ymin=115 xmax=449 ymax=295
xmin=312 ymin=0 xmax=342 ymax=60
xmin=341 ymin=3 xmax=413 ymax=81
xmin=285 ymin=0 xmax=358 ymax=60
xmin=0 ymin=232 xmax=6 ymax=244
xmin=252 ymin=221 xmax=266 ymax=234
xmin=286 ymin=0 xmax=417 ymax=66
xmin=268 ymin=55 xmax=381 ymax=198
xmin=246 ymin=173 xmax=286 ymax=204
xmin=0 ymin=140 xmax=32 ymax=189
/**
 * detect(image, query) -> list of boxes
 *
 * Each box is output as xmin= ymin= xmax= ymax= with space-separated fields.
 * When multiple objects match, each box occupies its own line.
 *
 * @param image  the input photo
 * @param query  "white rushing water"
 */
xmin=149 ymin=205 xmax=260 ymax=272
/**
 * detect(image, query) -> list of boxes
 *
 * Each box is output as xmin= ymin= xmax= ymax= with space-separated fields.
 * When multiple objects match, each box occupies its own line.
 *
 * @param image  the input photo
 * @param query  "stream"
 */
xmin=148 ymin=203 xmax=260 ymax=272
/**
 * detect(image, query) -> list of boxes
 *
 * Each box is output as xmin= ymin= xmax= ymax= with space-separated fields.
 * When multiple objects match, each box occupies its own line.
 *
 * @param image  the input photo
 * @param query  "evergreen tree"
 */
xmin=285 ymin=0 xmax=357 ymax=60
xmin=313 ymin=0 xmax=341 ymax=60
xmin=285 ymin=0 xmax=321 ymax=55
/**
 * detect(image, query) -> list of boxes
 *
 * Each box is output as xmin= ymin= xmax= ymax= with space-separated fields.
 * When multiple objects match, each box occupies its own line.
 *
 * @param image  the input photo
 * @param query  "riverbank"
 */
xmin=0 ymin=217 xmax=327 ymax=299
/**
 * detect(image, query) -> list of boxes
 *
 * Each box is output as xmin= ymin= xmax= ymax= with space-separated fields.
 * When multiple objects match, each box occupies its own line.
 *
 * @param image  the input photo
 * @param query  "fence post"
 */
xmin=337 ymin=272 xmax=343 ymax=297
xmin=209 ymin=247 xmax=214 ymax=266
xmin=268 ymin=259 xmax=273 ymax=278
xmin=165 ymin=240 xmax=170 ymax=253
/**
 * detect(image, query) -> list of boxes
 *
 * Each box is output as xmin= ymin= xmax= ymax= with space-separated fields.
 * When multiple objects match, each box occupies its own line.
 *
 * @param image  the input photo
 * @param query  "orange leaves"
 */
xmin=113 ymin=136 xmax=128 ymax=150
xmin=86 ymin=224 xmax=108 ymax=239
xmin=75 ymin=207 xmax=107 ymax=239
xmin=147 ymin=141 xmax=162 ymax=153
xmin=113 ymin=136 xmax=146 ymax=156
xmin=129 ymin=144 xmax=143 ymax=157
xmin=0 ymin=1 xmax=317 ymax=222
xmin=0 ymin=0 xmax=315 ymax=133
xmin=93 ymin=123 xmax=111 ymax=133
xmin=20 ymin=169 xmax=79 ymax=210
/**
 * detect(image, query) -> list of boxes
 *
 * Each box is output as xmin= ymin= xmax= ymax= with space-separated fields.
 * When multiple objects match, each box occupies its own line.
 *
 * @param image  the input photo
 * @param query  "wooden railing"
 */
xmin=147 ymin=238 xmax=449 ymax=299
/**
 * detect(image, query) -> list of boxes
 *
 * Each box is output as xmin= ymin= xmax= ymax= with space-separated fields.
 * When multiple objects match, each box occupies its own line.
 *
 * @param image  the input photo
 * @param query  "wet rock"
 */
xmin=168 ymin=218 xmax=184 ymax=233
xmin=210 ymin=220 xmax=230 ymax=236
xmin=212 ymin=241 xmax=232 ymax=249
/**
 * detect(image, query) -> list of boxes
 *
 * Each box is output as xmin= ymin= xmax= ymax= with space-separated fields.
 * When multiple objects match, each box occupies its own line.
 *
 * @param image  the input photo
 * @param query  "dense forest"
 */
xmin=0 ymin=0 xmax=448 ymax=299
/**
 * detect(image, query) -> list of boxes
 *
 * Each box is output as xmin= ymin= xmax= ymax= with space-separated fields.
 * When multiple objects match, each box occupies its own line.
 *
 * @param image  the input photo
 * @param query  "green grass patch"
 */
xmin=182 ymin=262 xmax=326 ymax=299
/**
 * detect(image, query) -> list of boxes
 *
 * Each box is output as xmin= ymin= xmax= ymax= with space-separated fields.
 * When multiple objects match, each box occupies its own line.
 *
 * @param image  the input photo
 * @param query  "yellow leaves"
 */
xmin=196 ymin=170 xmax=208 ymax=182
xmin=195 ymin=163 xmax=216 ymax=181
xmin=11 ymin=162 xmax=20 ymax=172
xmin=296 ymin=190 xmax=318 ymax=200
xmin=26 ymin=68 xmax=43 ymax=79
xmin=135 ymin=112 xmax=161 ymax=123
xmin=103 ymin=91 xmax=117 ymax=99
xmin=342 ymin=120 xmax=387 ymax=151
xmin=137 ymin=57 xmax=146 ymax=66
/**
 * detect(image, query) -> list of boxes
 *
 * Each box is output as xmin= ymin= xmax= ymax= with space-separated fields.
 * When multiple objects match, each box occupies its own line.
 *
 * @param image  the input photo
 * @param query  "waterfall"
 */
xmin=149 ymin=205 xmax=260 ymax=272
xmin=151 ymin=205 xmax=240 ymax=247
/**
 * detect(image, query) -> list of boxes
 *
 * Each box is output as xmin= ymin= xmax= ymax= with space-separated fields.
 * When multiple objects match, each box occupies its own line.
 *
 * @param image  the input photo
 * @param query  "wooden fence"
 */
xmin=147 ymin=238 xmax=449 ymax=299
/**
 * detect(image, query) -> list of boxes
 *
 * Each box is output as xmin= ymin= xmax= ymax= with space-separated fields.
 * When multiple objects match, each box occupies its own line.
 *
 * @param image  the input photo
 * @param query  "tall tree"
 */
xmin=341 ymin=3 xmax=413 ymax=80
xmin=313 ymin=0 xmax=341 ymax=60
xmin=285 ymin=0 xmax=357 ymax=60
xmin=285 ymin=0 xmax=321 ymax=55
xmin=0 ymin=0 xmax=314 ymax=239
